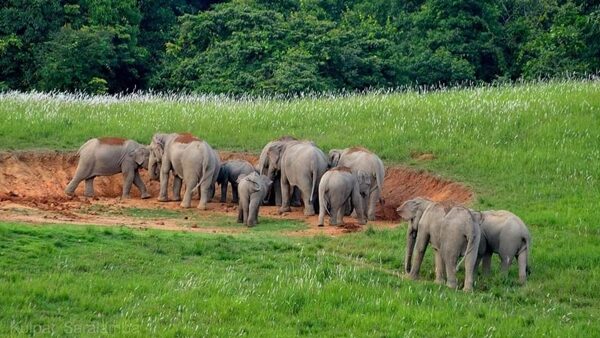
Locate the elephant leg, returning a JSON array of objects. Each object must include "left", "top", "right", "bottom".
[
  {"left": 65, "top": 171, "right": 87, "bottom": 196},
  {"left": 198, "top": 180, "right": 212, "bottom": 210},
  {"left": 231, "top": 183, "right": 239, "bottom": 204},
  {"left": 220, "top": 181, "right": 228, "bottom": 203},
  {"left": 317, "top": 198, "right": 326, "bottom": 227},
  {"left": 409, "top": 234, "right": 429, "bottom": 280},
  {"left": 181, "top": 177, "right": 198, "bottom": 208},
  {"left": 500, "top": 255, "right": 513, "bottom": 277},
  {"left": 158, "top": 163, "right": 171, "bottom": 202},
  {"left": 172, "top": 176, "right": 182, "bottom": 201},
  {"left": 133, "top": 171, "right": 150, "bottom": 199},
  {"left": 444, "top": 253, "right": 458, "bottom": 289},
  {"left": 336, "top": 207, "right": 344, "bottom": 226},
  {"left": 434, "top": 251, "right": 445, "bottom": 285},
  {"left": 463, "top": 252, "right": 478, "bottom": 292},
  {"left": 279, "top": 173, "right": 292, "bottom": 213},
  {"left": 242, "top": 199, "right": 250, "bottom": 226},
  {"left": 367, "top": 188, "right": 380, "bottom": 221},
  {"left": 481, "top": 253, "right": 492, "bottom": 276},
  {"left": 273, "top": 176, "right": 282, "bottom": 206},
  {"left": 121, "top": 170, "right": 135, "bottom": 199},
  {"left": 517, "top": 250, "right": 528, "bottom": 285},
  {"left": 84, "top": 177, "right": 95, "bottom": 197},
  {"left": 297, "top": 178, "right": 315, "bottom": 216},
  {"left": 247, "top": 195, "right": 261, "bottom": 227},
  {"left": 237, "top": 201, "right": 244, "bottom": 223}
]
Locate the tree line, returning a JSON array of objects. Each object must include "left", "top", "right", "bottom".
[{"left": 1, "top": 0, "right": 598, "bottom": 94}]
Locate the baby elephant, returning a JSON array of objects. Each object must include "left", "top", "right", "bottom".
[
  {"left": 237, "top": 172, "right": 273, "bottom": 227},
  {"left": 317, "top": 167, "right": 371, "bottom": 227},
  {"left": 65, "top": 137, "right": 150, "bottom": 199},
  {"left": 217, "top": 160, "right": 256, "bottom": 203},
  {"left": 477, "top": 210, "right": 531, "bottom": 284}
]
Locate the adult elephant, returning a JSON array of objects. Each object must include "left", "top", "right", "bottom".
[
  {"left": 329, "top": 147, "right": 385, "bottom": 221},
  {"left": 397, "top": 198, "right": 482, "bottom": 291},
  {"left": 148, "top": 133, "right": 220, "bottom": 209},
  {"left": 257, "top": 136, "right": 301, "bottom": 206},
  {"left": 441, "top": 206, "right": 482, "bottom": 291},
  {"left": 265, "top": 140, "right": 328, "bottom": 216},
  {"left": 477, "top": 210, "right": 531, "bottom": 284},
  {"left": 65, "top": 137, "right": 150, "bottom": 199}
]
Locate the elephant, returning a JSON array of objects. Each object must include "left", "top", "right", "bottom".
[
  {"left": 317, "top": 167, "right": 371, "bottom": 227},
  {"left": 217, "top": 160, "right": 256, "bottom": 203},
  {"left": 265, "top": 140, "right": 328, "bottom": 216},
  {"left": 440, "top": 206, "right": 482, "bottom": 291},
  {"left": 257, "top": 136, "right": 301, "bottom": 206},
  {"left": 236, "top": 172, "right": 273, "bottom": 227},
  {"left": 397, "top": 198, "right": 447, "bottom": 281},
  {"left": 148, "top": 133, "right": 220, "bottom": 209},
  {"left": 329, "top": 147, "right": 385, "bottom": 221},
  {"left": 397, "top": 198, "right": 482, "bottom": 291},
  {"left": 65, "top": 137, "right": 150, "bottom": 199},
  {"left": 476, "top": 210, "right": 531, "bottom": 284}
]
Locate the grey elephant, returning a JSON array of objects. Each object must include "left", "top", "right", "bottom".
[
  {"left": 257, "top": 136, "right": 301, "bottom": 206},
  {"left": 397, "top": 198, "right": 482, "bottom": 291},
  {"left": 217, "top": 160, "right": 256, "bottom": 203},
  {"left": 265, "top": 140, "right": 328, "bottom": 216},
  {"left": 477, "top": 210, "right": 531, "bottom": 284},
  {"left": 237, "top": 172, "right": 273, "bottom": 227},
  {"left": 317, "top": 167, "right": 371, "bottom": 226},
  {"left": 65, "top": 137, "right": 150, "bottom": 199},
  {"left": 440, "top": 206, "right": 482, "bottom": 291},
  {"left": 148, "top": 133, "right": 220, "bottom": 209},
  {"left": 329, "top": 147, "right": 385, "bottom": 221}
]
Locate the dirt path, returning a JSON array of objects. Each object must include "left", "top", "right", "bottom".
[{"left": 0, "top": 150, "right": 473, "bottom": 236}]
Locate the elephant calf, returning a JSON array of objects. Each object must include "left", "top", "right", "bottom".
[
  {"left": 477, "top": 210, "right": 531, "bottom": 284},
  {"left": 217, "top": 160, "right": 256, "bottom": 203},
  {"left": 65, "top": 137, "right": 150, "bottom": 199},
  {"left": 237, "top": 172, "right": 272, "bottom": 227},
  {"left": 317, "top": 167, "right": 371, "bottom": 227}
]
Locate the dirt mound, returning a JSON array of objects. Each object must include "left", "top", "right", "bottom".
[{"left": 0, "top": 150, "right": 472, "bottom": 226}]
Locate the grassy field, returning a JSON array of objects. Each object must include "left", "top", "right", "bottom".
[{"left": 1, "top": 80, "right": 600, "bottom": 336}]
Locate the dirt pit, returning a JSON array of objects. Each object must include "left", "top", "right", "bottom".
[{"left": 0, "top": 150, "right": 472, "bottom": 236}]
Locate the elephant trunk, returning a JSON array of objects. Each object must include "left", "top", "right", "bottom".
[
  {"left": 405, "top": 225, "right": 416, "bottom": 274},
  {"left": 149, "top": 159, "right": 160, "bottom": 181}
]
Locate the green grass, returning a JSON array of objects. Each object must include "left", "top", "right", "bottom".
[
  {"left": 1, "top": 80, "right": 600, "bottom": 335},
  {"left": 1, "top": 222, "right": 598, "bottom": 336}
]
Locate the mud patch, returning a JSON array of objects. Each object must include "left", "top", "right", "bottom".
[{"left": 0, "top": 150, "right": 473, "bottom": 234}]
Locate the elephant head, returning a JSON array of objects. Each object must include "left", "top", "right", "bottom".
[
  {"left": 397, "top": 198, "right": 431, "bottom": 273},
  {"left": 134, "top": 147, "right": 150, "bottom": 170},
  {"left": 328, "top": 149, "right": 342, "bottom": 168},
  {"left": 148, "top": 134, "right": 167, "bottom": 181},
  {"left": 238, "top": 172, "right": 273, "bottom": 193},
  {"left": 265, "top": 141, "right": 286, "bottom": 180}
]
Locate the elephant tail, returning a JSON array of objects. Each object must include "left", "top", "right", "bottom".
[
  {"left": 309, "top": 160, "right": 319, "bottom": 204},
  {"left": 456, "top": 226, "right": 481, "bottom": 272}
]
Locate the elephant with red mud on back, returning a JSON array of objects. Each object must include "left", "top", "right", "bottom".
[
  {"left": 263, "top": 140, "right": 328, "bottom": 216},
  {"left": 329, "top": 147, "right": 385, "bottom": 221},
  {"left": 64, "top": 137, "right": 150, "bottom": 199},
  {"left": 148, "top": 133, "right": 220, "bottom": 210}
]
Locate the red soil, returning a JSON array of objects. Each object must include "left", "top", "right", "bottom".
[{"left": 0, "top": 150, "right": 473, "bottom": 235}]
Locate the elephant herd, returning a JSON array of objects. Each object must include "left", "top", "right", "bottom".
[{"left": 65, "top": 133, "right": 531, "bottom": 291}]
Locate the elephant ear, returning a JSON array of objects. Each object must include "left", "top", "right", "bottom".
[
  {"left": 329, "top": 150, "right": 341, "bottom": 168},
  {"left": 267, "top": 142, "right": 284, "bottom": 168},
  {"left": 134, "top": 147, "right": 150, "bottom": 166},
  {"left": 397, "top": 199, "right": 418, "bottom": 221},
  {"left": 150, "top": 135, "right": 165, "bottom": 159}
]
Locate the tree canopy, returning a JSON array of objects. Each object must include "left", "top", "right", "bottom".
[{"left": 1, "top": 0, "right": 598, "bottom": 94}]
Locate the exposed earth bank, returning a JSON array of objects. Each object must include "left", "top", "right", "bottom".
[{"left": 0, "top": 151, "right": 473, "bottom": 236}]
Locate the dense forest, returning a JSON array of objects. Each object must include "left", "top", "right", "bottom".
[{"left": 1, "top": 0, "right": 598, "bottom": 94}]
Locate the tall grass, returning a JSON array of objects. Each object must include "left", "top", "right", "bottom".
[{"left": 1, "top": 80, "right": 599, "bottom": 229}]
